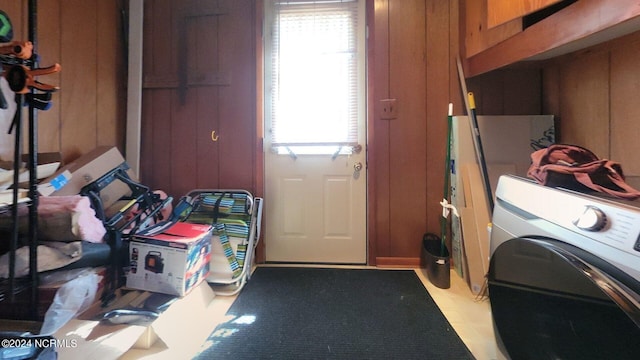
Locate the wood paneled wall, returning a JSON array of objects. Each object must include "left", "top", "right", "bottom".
[
  {"left": 140, "top": 0, "right": 258, "bottom": 200},
  {"left": 368, "top": 0, "right": 464, "bottom": 266},
  {"left": 370, "top": 0, "right": 427, "bottom": 264},
  {"left": 368, "top": 0, "right": 543, "bottom": 265},
  {"left": 541, "top": 29, "right": 640, "bottom": 188},
  {"left": 0, "top": 0, "right": 550, "bottom": 266},
  {"left": 467, "top": 68, "right": 542, "bottom": 115},
  {"left": 0, "top": 0, "right": 126, "bottom": 163}
]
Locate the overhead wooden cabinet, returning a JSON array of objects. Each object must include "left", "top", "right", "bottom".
[
  {"left": 463, "top": 0, "right": 640, "bottom": 77},
  {"left": 486, "top": 0, "right": 563, "bottom": 29},
  {"left": 140, "top": 0, "right": 257, "bottom": 199}
]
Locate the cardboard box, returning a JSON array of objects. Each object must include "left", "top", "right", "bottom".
[
  {"left": 450, "top": 115, "right": 555, "bottom": 293},
  {"left": 54, "top": 281, "right": 221, "bottom": 359},
  {"left": 0, "top": 152, "right": 63, "bottom": 192},
  {"left": 0, "top": 152, "right": 63, "bottom": 171},
  {"left": 127, "top": 222, "right": 213, "bottom": 296},
  {"left": 37, "top": 170, "right": 71, "bottom": 196},
  {"left": 43, "top": 146, "right": 135, "bottom": 210}
]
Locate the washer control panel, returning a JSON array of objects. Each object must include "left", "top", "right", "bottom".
[
  {"left": 496, "top": 176, "right": 640, "bottom": 257},
  {"left": 573, "top": 205, "right": 608, "bottom": 232}
]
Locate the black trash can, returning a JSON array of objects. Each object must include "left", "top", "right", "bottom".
[{"left": 420, "top": 233, "right": 451, "bottom": 289}]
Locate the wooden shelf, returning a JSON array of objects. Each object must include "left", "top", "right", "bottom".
[{"left": 464, "top": 0, "right": 640, "bottom": 77}]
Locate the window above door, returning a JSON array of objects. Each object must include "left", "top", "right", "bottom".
[{"left": 265, "top": 0, "right": 365, "bottom": 156}]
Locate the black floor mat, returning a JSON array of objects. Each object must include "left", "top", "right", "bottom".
[{"left": 194, "top": 267, "right": 475, "bottom": 360}]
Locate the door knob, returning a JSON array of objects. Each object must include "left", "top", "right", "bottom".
[
  {"left": 211, "top": 130, "right": 219, "bottom": 142},
  {"left": 353, "top": 162, "right": 363, "bottom": 172}
]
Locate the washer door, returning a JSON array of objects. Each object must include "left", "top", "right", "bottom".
[{"left": 488, "top": 237, "right": 640, "bottom": 360}]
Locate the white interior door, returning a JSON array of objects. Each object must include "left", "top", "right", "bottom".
[
  {"left": 265, "top": 146, "right": 366, "bottom": 263},
  {"left": 264, "top": 0, "right": 367, "bottom": 264}
]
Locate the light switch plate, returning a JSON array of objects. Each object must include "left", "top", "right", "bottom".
[{"left": 380, "top": 99, "right": 397, "bottom": 120}]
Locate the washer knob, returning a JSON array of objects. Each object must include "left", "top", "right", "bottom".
[{"left": 573, "top": 205, "right": 607, "bottom": 231}]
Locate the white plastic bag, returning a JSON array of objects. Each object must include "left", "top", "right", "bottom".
[{"left": 39, "top": 271, "right": 101, "bottom": 336}]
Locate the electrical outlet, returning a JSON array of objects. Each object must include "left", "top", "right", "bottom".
[{"left": 380, "top": 98, "right": 397, "bottom": 120}]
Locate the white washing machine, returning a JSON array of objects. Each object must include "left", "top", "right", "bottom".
[{"left": 489, "top": 175, "right": 640, "bottom": 360}]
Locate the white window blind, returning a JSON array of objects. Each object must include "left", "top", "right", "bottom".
[{"left": 268, "top": 0, "right": 361, "bottom": 150}]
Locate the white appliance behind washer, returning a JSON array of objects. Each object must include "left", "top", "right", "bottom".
[{"left": 488, "top": 175, "right": 640, "bottom": 360}]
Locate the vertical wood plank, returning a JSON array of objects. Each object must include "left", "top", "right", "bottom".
[
  {"left": 449, "top": 0, "right": 464, "bottom": 116},
  {"left": 193, "top": 6, "right": 221, "bottom": 190},
  {"left": 170, "top": 88, "right": 198, "bottom": 197},
  {"left": 141, "top": 0, "right": 177, "bottom": 190},
  {"left": 35, "top": 0, "right": 62, "bottom": 154},
  {"left": 195, "top": 86, "right": 220, "bottom": 189},
  {"left": 60, "top": 0, "right": 98, "bottom": 161},
  {"left": 149, "top": 90, "right": 173, "bottom": 191},
  {"left": 558, "top": 52, "right": 609, "bottom": 157},
  {"left": 611, "top": 41, "right": 640, "bottom": 175},
  {"left": 140, "top": 1, "right": 156, "bottom": 184},
  {"left": 218, "top": 0, "right": 255, "bottom": 191},
  {"left": 541, "top": 64, "right": 561, "bottom": 118},
  {"left": 165, "top": 15, "right": 199, "bottom": 197},
  {"left": 142, "top": 0, "right": 154, "bottom": 79},
  {"left": 502, "top": 69, "right": 541, "bottom": 114},
  {"left": 425, "top": 0, "right": 450, "bottom": 238},
  {"left": 140, "top": 91, "right": 154, "bottom": 183},
  {"left": 371, "top": 0, "right": 391, "bottom": 261},
  {"left": 97, "top": 0, "right": 125, "bottom": 151},
  {"left": 145, "top": 0, "right": 176, "bottom": 82},
  {"left": 388, "top": 0, "right": 426, "bottom": 256}
]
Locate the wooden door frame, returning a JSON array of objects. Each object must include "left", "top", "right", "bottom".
[
  {"left": 365, "top": 0, "right": 379, "bottom": 266},
  {"left": 254, "top": 0, "right": 377, "bottom": 265},
  {"left": 255, "top": 0, "right": 266, "bottom": 263},
  {"left": 126, "top": 0, "right": 144, "bottom": 176}
]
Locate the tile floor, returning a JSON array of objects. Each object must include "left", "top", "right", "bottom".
[
  {"left": 415, "top": 268, "right": 502, "bottom": 360},
  {"left": 124, "top": 265, "right": 502, "bottom": 359}
]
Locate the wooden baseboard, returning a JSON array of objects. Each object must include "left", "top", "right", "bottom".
[{"left": 375, "top": 257, "right": 421, "bottom": 268}]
